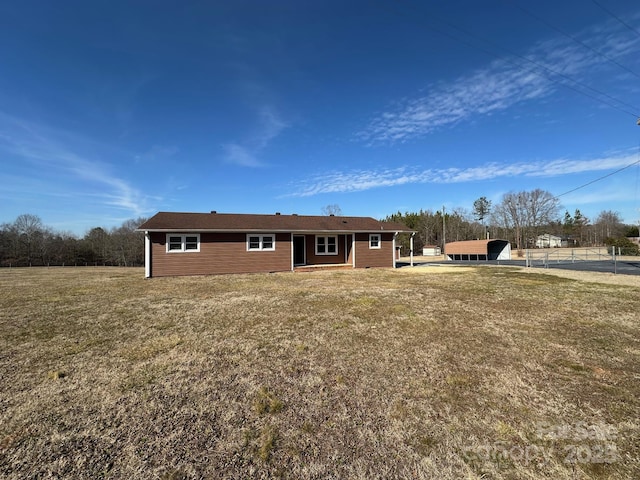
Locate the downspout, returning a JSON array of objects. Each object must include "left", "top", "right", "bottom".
[{"left": 144, "top": 231, "right": 151, "bottom": 278}]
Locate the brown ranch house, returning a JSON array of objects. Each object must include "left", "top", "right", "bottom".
[{"left": 137, "top": 211, "right": 413, "bottom": 277}]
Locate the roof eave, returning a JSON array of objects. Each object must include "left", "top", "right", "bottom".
[{"left": 137, "top": 228, "right": 413, "bottom": 234}]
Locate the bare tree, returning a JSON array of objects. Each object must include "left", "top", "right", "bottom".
[
  {"left": 0, "top": 214, "right": 148, "bottom": 267},
  {"left": 527, "top": 189, "right": 559, "bottom": 231},
  {"left": 594, "top": 210, "right": 623, "bottom": 243},
  {"left": 84, "top": 227, "right": 110, "bottom": 264},
  {"left": 493, "top": 192, "right": 527, "bottom": 251},
  {"left": 321, "top": 204, "right": 342, "bottom": 216},
  {"left": 447, "top": 208, "right": 474, "bottom": 242},
  {"left": 14, "top": 214, "right": 45, "bottom": 265},
  {"left": 493, "top": 190, "right": 560, "bottom": 250},
  {"left": 110, "top": 217, "right": 147, "bottom": 266}
]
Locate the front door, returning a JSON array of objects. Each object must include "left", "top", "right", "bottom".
[{"left": 293, "top": 235, "right": 305, "bottom": 265}]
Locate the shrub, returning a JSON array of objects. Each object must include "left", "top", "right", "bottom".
[{"left": 604, "top": 236, "right": 640, "bottom": 256}]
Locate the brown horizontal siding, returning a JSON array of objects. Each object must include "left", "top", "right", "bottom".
[
  {"left": 150, "top": 232, "right": 291, "bottom": 277},
  {"left": 354, "top": 232, "right": 394, "bottom": 268}
]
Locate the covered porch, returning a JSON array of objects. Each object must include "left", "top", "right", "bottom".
[
  {"left": 292, "top": 233, "right": 354, "bottom": 268},
  {"left": 291, "top": 231, "right": 405, "bottom": 270}
]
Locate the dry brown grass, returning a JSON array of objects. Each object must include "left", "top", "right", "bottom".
[{"left": 1, "top": 266, "right": 638, "bottom": 479}]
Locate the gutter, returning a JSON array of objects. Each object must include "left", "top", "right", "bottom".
[{"left": 136, "top": 228, "right": 414, "bottom": 234}]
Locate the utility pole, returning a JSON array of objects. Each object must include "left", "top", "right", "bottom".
[{"left": 442, "top": 205, "right": 446, "bottom": 258}]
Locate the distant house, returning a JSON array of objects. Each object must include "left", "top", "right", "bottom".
[
  {"left": 444, "top": 239, "right": 511, "bottom": 261},
  {"left": 137, "top": 212, "right": 412, "bottom": 277},
  {"left": 536, "top": 234, "right": 562, "bottom": 248},
  {"left": 536, "top": 234, "right": 577, "bottom": 248},
  {"left": 422, "top": 245, "right": 441, "bottom": 256}
]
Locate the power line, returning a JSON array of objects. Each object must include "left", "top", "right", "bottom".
[
  {"left": 397, "top": 0, "right": 640, "bottom": 118},
  {"left": 555, "top": 158, "right": 640, "bottom": 198},
  {"left": 557, "top": 123, "right": 640, "bottom": 202},
  {"left": 507, "top": 0, "right": 640, "bottom": 81},
  {"left": 590, "top": 0, "right": 640, "bottom": 39}
]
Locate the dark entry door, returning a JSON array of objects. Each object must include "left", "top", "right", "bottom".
[{"left": 293, "top": 235, "right": 305, "bottom": 265}]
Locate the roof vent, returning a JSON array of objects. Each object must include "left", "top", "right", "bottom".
[
  {"left": 329, "top": 214, "right": 335, "bottom": 216},
  {"left": 292, "top": 213, "right": 298, "bottom": 216},
  {"left": 275, "top": 212, "right": 281, "bottom": 215},
  {"left": 211, "top": 210, "right": 217, "bottom": 214}
]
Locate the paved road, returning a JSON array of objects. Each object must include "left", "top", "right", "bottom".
[
  {"left": 402, "top": 259, "right": 640, "bottom": 276},
  {"left": 532, "top": 259, "right": 640, "bottom": 276}
]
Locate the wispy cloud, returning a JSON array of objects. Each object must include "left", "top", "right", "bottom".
[
  {"left": 134, "top": 144, "right": 179, "bottom": 163},
  {"left": 0, "top": 111, "right": 152, "bottom": 217},
  {"left": 358, "top": 18, "right": 640, "bottom": 144},
  {"left": 221, "top": 143, "right": 262, "bottom": 167},
  {"left": 287, "top": 151, "right": 638, "bottom": 197},
  {"left": 222, "top": 106, "right": 288, "bottom": 167}
]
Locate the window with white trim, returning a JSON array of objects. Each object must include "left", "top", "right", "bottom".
[
  {"left": 166, "top": 234, "right": 200, "bottom": 253},
  {"left": 315, "top": 235, "right": 337, "bottom": 255},
  {"left": 247, "top": 234, "right": 276, "bottom": 251},
  {"left": 369, "top": 234, "right": 381, "bottom": 249}
]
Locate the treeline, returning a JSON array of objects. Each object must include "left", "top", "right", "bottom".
[
  {"left": 3, "top": 193, "right": 639, "bottom": 267},
  {"left": 386, "top": 189, "right": 639, "bottom": 255},
  {"left": 0, "top": 214, "right": 147, "bottom": 267}
]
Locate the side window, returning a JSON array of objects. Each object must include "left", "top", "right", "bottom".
[
  {"left": 262, "top": 236, "right": 274, "bottom": 250},
  {"left": 248, "top": 236, "right": 261, "bottom": 250},
  {"left": 316, "top": 236, "right": 338, "bottom": 255},
  {"left": 166, "top": 234, "right": 200, "bottom": 253},
  {"left": 168, "top": 236, "right": 183, "bottom": 251},
  {"left": 369, "top": 234, "right": 381, "bottom": 249},
  {"left": 247, "top": 234, "right": 276, "bottom": 251},
  {"left": 185, "top": 236, "right": 199, "bottom": 250}
]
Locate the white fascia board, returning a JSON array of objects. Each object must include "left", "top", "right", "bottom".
[{"left": 139, "top": 228, "right": 412, "bottom": 234}]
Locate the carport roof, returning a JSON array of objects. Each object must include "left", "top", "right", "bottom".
[
  {"left": 445, "top": 239, "right": 509, "bottom": 255},
  {"left": 138, "top": 211, "right": 413, "bottom": 233}
]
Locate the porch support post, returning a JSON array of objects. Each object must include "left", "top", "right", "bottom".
[
  {"left": 144, "top": 231, "right": 151, "bottom": 278},
  {"left": 410, "top": 232, "right": 415, "bottom": 267},
  {"left": 352, "top": 234, "right": 356, "bottom": 268},
  {"left": 393, "top": 232, "right": 398, "bottom": 268}
]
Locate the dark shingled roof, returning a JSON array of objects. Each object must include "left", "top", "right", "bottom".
[{"left": 138, "top": 212, "right": 412, "bottom": 233}]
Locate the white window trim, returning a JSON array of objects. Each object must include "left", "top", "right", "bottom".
[
  {"left": 166, "top": 233, "right": 200, "bottom": 253},
  {"left": 246, "top": 234, "right": 276, "bottom": 251},
  {"left": 315, "top": 235, "right": 338, "bottom": 256},
  {"left": 369, "top": 233, "right": 381, "bottom": 249}
]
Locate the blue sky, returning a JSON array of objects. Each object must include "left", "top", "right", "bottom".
[{"left": 1, "top": 0, "right": 640, "bottom": 235}]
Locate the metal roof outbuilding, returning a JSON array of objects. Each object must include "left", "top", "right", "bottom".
[{"left": 445, "top": 239, "right": 511, "bottom": 261}]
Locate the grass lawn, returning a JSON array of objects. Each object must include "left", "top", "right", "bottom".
[{"left": 0, "top": 266, "right": 638, "bottom": 479}]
